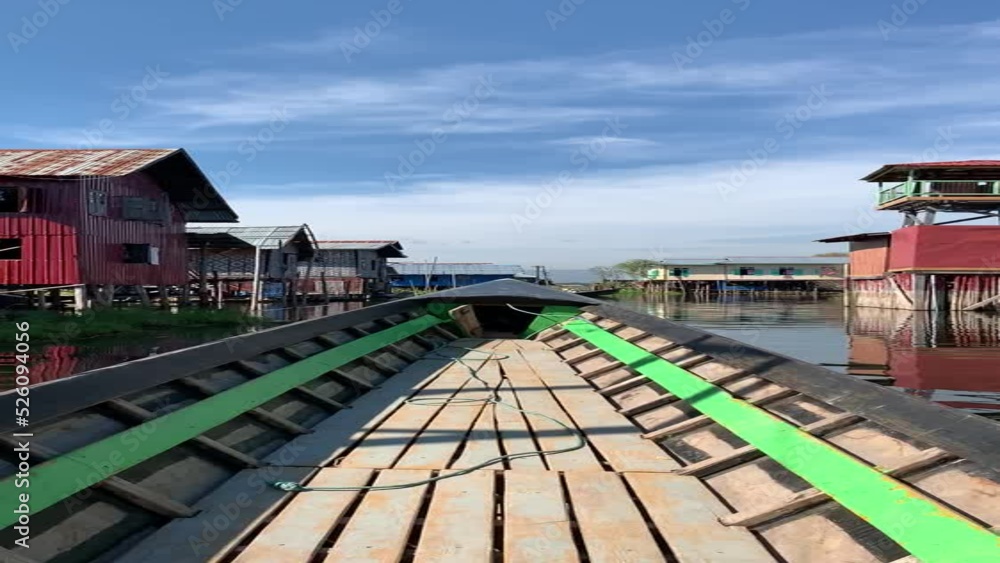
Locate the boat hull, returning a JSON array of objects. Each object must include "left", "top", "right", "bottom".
[{"left": 2, "top": 279, "right": 999, "bottom": 562}]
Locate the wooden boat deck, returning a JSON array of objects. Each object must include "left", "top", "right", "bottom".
[
  {"left": 168, "top": 338, "right": 769, "bottom": 563},
  {"left": 6, "top": 287, "right": 1000, "bottom": 562}
]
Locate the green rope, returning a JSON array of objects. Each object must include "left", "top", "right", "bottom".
[{"left": 270, "top": 314, "right": 592, "bottom": 493}]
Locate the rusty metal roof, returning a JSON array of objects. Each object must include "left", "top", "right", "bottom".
[
  {"left": 0, "top": 148, "right": 239, "bottom": 222},
  {"left": 315, "top": 240, "right": 400, "bottom": 250},
  {"left": 0, "top": 149, "right": 179, "bottom": 176},
  {"left": 314, "top": 240, "right": 406, "bottom": 258},
  {"left": 187, "top": 225, "right": 316, "bottom": 250},
  {"left": 861, "top": 161, "right": 1000, "bottom": 183}
]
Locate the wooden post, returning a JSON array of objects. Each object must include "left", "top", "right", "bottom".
[
  {"left": 136, "top": 285, "right": 152, "bottom": 307},
  {"left": 73, "top": 286, "right": 87, "bottom": 312},
  {"left": 912, "top": 274, "right": 927, "bottom": 311},
  {"left": 198, "top": 244, "right": 209, "bottom": 306},
  {"left": 35, "top": 290, "right": 46, "bottom": 310},
  {"left": 215, "top": 278, "right": 223, "bottom": 308},
  {"left": 47, "top": 288, "right": 60, "bottom": 310},
  {"left": 320, "top": 272, "right": 330, "bottom": 303},
  {"left": 301, "top": 252, "right": 315, "bottom": 305},
  {"left": 179, "top": 283, "right": 191, "bottom": 307},
  {"left": 157, "top": 286, "right": 169, "bottom": 308},
  {"left": 249, "top": 245, "right": 262, "bottom": 313}
]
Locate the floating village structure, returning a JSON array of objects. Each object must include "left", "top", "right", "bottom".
[
  {"left": 0, "top": 149, "right": 238, "bottom": 309},
  {"left": 819, "top": 161, "right": 1000, "bottom": 311},
  {"left": 646, "top": 257, "right": 846, "bottom": 293},
  {"left": 302, "top": 241, "right": 407, "bottom": 299},
  {"left": 388, "top": 262, "right": 526, "bottom": 290},
  {"left": 185, "top": 225, "right": 318, "bottom": 308}
]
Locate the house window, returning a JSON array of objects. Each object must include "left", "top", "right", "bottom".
[
  {"left": 122, "top": 196, "right": 163, "bottom": 222},
  {"left": 371, "top": 260, "right": 376, "bottom": 271},
  {"left": 671, "top": 267, "right": 689, "bottom": 277},
  {"left": 123, "top": 243, "right": 152, "bottom": 264},
  {"left": 779, "top": 267, "right": 795, "bottom": 276},
  {"left": 0, "top": 187, "right": 26, "bottom": 213},
  {"left": 0, "top": 238, "right": 22, "bottom": 260},
  {"left": 739, "top": 267, "right": 755, "bottom": 276},
  {"left": 88, "top": 190, "right": 108, "bottom": 216}
]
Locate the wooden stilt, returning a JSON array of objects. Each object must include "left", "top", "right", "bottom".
[
  {"left": 136, "top": 285, "right": 152, "bottom": 307},
  {"left": 157, "top": 286, "right": 169, "bottom": 308},
  {"left": 198, "top": 244, "right": 209, "bottom": 306},
  {"left": 73, "top": 286, "right": 87, "bottom": 311},
  {"left": 215, "top": 277, "right": 223, "bottom": 308},
  {"left": 179, "top": 283, "right": 191, "bottom": 307},
  {"left": 249, "top": 245, "right": 262, "bottom": 313},
  {"left": 321, "top": 272, "right": 330, "bottom": 303}
]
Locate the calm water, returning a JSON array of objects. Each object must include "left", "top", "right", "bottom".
[{"left": 17, "top": 294, "right": 1000, "bottom": 417}]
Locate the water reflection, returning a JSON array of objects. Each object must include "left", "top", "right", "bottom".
[
  {"left": 610, "top": 294, "right": 1000, "bottom": 418},
  {"left": 1, "top": 301, "right": 366, "bottom": 389}
]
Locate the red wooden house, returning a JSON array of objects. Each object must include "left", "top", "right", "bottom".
[
  {"left": 0, "top": 149, "right": 238, "bottom": 303},
  {"left": 818, "top": 161, "right": 1000, "bottom": 311}
]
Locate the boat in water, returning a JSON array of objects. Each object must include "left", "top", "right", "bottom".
[{"left": 2, "top": 279, "right": 999, "bottom": 562}]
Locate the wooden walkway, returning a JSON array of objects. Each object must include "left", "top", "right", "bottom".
[{"left": 223, "top": 339, "right": 774, "bottom": 562}]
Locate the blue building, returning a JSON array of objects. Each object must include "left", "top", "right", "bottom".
[{"left": 388, "top": 262, "right": 526, "bottom": 289}]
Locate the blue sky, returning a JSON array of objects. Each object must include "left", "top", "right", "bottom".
[{"left": 3, "top": 0, "right": 1000, "bottom": 267}]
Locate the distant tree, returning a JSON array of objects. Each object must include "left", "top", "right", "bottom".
[
  {"left": 812, "top": 252, "right": 849, "bottom": 257},
  {"left": 614, "top": 259, "right": 661, "bottom": 279},
  {"left": 590, "top": 266, "right": 613, "bottom": 281}
]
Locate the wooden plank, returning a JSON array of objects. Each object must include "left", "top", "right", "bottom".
[
  {"left": 563, "top": 472, "right": 666, "bottom": 562},
  {"left": 675, "top": 413, "right": 864, "bottom": 477},
  {"left": 451, "top": 367, "right": 504, "bottom": 470},
  {"left": 493, "top": 377, "right": 546, "bottom": 470},
  {"left": 517, "top": 346, "right": 681, "bottom": 472},
  {"left": 338, "top": 345, "right": 495, "bottom": 469},
  {"left": 104, "top": 398, "right": 262, "bottom": 468},
  {"left": 233, "top": 468, "right": 372, "bottom": 562},
  {"left": 0, "top": 435, "right": 198, "bottom": 520},
  {"left": 721, "top": 448, "right": 956, "bottom": 528},
  {"left": 322, "top": 469, "right": 431, "bottom": 562},
  {"left": 624, "top": 472, "right": 775, "bottom": 562},
  {"left": 412, "top": 470, "right": 495, "bottom": 562},
  {"left": 503, "top": 471, "right": 580, "bottom": 563},
  {"left": 256, "top": 353, "right": 477, "bottom": 469},
  {"left": 561, "top": 332, "right": 655, "bottom": 365},
  {"left": 643, "top": 388, "right": 799, "bottom": 441},
  {"left": 175, "top": 376, "right": 311, "bottom": 435},
  {"left": 116, "top": 467, "right": 314, "bottom": 563},
  {"left": 496, "top": 342, "right": 600, "bottom": 471},
  {"left": 394, "top": 360, "right": 497, "bottom": 469},
  {"left": 448, "top": 304, "right": 484, "bottom": 338}
]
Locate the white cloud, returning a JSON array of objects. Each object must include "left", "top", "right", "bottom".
[{"left": 219, "top": 154, "right": 902, "bottom": 267}]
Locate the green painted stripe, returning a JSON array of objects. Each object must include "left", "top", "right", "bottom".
[
  {"left": 0, "top": 314, "right": 445, "bottom": 529},
  {"left": 562, "top": 320, "right": 1000, "bottom": 562},
  {"left": 520, "top": 305, "right": 581, "bottom": 339}
]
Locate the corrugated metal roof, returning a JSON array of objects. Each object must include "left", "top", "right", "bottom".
[
  {"left": 390, "top": 262, "right": 524, "bottom": 275},
  {"left": 861, "top": 161, "right": 1000, "bottom": 182},
  {"left": 815, "top": 232, "right": 890, "bottom": 243},
  {"left": 187, "top": 225, "right": 309, "bottom": 248},
  {"left": 0, "top": 149, "right": 178, "bottom": 176},
  {"left": 661, "top": 256, "right": 848, "bottom": 265},
  {"left": 0, "top": 148, "right": 239, "bottom": 223},
  {"left": 315, "top": 240, "right": 399, "bottom": 250}
]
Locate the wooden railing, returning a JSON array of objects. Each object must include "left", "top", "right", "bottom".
[{"left": 878, "top": 180, "right": 1000, "bottom": 205}]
